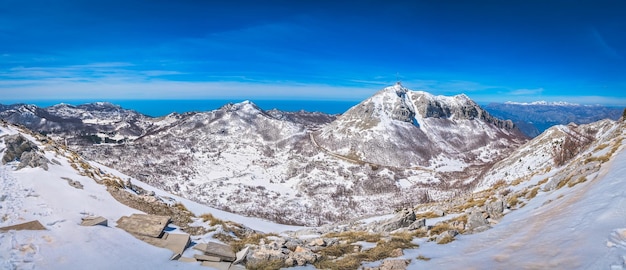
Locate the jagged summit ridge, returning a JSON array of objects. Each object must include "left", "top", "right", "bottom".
[{"left": 314, "top": 85, "right": 526, "bottom": 168}]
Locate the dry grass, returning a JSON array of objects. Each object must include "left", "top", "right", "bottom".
[
  {"left": 511, "top": 178, "right": 525, "bottom": 186},
  {"left": 567, "top": 176, "right": 588, "bottom": 188},
  {"left": 414, "top": 211, "right": 442, "bottom": 219},
  {"left": 453, "top": 197, "right": 486, "bottom": 212},
  {"left": 556, "top": 175, "right": 573, "bottom": 190},
  {"left": 538, "top": 178, "right": 549, "bottom": 185},
  {"left": 429, "top": 223, "right": 456, "bottom": 236},
  {"left": 594, "top": 143, "right": 609, "bottom": 152},
  {"left": 200, "top": 213, "right": 225, "bottom": 226},
  {"left": 507, "top": 194, "right": 520, "bottom": 208},
  {"left": 246, "top": 259, "right": 285, "bottom": 270},
  {"left": 318, "top": 243, "right": 355, "bottom": 257},
  {"left": 526, "top": 187, "right": 540, "bottom": 199},
  {"left": 437, "top": 235, "right": 455, "bottom": 245},
  {"left": 324, "top": 231, "right": 381, "bottom": 243},
  {"left": 416, "top": 255, "right": 431, "bottom": 261},
  {"left": 314, "top": 231, "right": 417, "bottom": 270}
]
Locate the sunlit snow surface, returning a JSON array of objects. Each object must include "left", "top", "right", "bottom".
[{"left": 0, "top": 124, "right": 302, "bottom": 270}]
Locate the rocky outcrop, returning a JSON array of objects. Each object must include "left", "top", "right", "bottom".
[
  {"left": 371, "top": 209, "right": 417, "bottom": 232},
  {"left": 2, "top": 134, "right": 49, "bottom": 170},
  {"left": 245, "top": 237, "right": 320, "bottom": 267}
]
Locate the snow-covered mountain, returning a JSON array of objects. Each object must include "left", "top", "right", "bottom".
[
  {"left": 0, "top": 102, "right": 151, "bottom": 144},
  {"left": 2, "top": 112, "right": 625, "bottom": 269},
  {"left": 0, "top": 86, "right": 529, "bottom": 226},
  {"left": 483, "top": 102, "right": 623, "bottom": 137},
  {"left": 314, "top": 83, "right": 527, "bottom": 168}
]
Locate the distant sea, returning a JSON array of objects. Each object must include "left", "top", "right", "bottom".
[{"left": 12, "top": 99, "right": 360, "bottom": 117}]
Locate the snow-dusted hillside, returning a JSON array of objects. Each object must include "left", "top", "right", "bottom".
[
  {"left": 2, "top": 112, "right": 625, "bottom": 270},
  {"left": 0, "top": 121, "right": 300, "bottom": 270}
]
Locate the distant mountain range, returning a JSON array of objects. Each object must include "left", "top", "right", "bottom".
[{"left": 483, "top": 102, "right": 623, "bottom": 137}]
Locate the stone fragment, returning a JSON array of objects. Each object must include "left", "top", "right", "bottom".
[
  {"left": 195, "top": 242, "right": 236, "bottom": 262},
  {"left": 194, "top": 254, "right": 221, "bottom": 262},
  {"left": 80, "top": 216, "right": 108, "bottom": 227},
  {"left": 116, "top": 214, "right": 170, "bottom": 238},
  {"left": 376, "top": 209, "right": 416, "bottom": 232},
  {"left": 0, "top": 220, "right": 46, "bottom": 231},
  {"left": 408, "top": 218, "right": 426, "bottom": 230},
  {"left": 364, "top": 259, "right": 411, "bottom": 270},
  {"left": 200, "top": 261, "right": 231, "bottom": 270}
]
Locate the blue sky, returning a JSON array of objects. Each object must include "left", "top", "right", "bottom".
[{"left": 1, "top": 0, "right": 625, "bottom": 105}]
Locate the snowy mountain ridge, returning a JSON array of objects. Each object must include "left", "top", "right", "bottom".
[{"left": 2, "top": 112, "right": 626, "bottom": 269}]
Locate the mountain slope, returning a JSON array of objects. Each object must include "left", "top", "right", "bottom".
[
  {"left": 314, "top": 83, "right": 527, "bottom": 168},
  {"left": 409, "top": 124, "right": 626, "bottom": 269}
]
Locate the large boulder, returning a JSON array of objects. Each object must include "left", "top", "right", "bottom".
[
  {"left": 485, "top": 199, "right": 504, "bottom": 219},
  {"left": 375, "top": 209, "right": 417, "bottom": 232},
  {"left": 2, "top": 134, "right": 49, "bottom": 170},
  {"left": 465, "top": 209, "right": 490, "bottom": 233}
]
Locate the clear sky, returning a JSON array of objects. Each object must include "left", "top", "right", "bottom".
[{"left": 1, "top": 0, "right": 625, "bottom": 105}]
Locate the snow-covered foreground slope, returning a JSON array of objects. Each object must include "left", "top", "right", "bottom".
[
  {"left": 408, "top": 135, "right": 626, "bottom": 269},
  {"left": 0, "top": 123, "right": 302, "bottom": 270}
]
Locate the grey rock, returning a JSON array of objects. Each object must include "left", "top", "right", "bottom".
[
  {"left": 17, "top": 151, "right": 49, "bottom": 170},
  {"left": 466, "top": 209, "right": 490, "bottom": 232},
  {"left": 408, "top": 218, "right": 426, "bottom": 230},
  {"left": 246, "top": 245, "right": 290, "bottom": 267},
  {"left": 195, "top": 242, "right": 237, "bottom": 262},
  {"left": 485, "top": 199, "right": 504, "bottom": 219},
  {"left": 80, "top": 216, "right": 108, "bottom": 226},
  {"left": 364, "top": 259, "right": 411, "bottom": 270},
  {"left": 2, "top": 134, "right": 49, "bottom": 170},
  {"left": 375, "top": 209, "right": 416, "bottom": 232}
]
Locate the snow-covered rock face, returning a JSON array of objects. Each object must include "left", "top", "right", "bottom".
[{"left": 314, "top": 84, "right": 527, "bottom": 168}]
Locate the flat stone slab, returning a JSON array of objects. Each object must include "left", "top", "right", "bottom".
[
  {"left": 162, "top": 233, "right": 190, "bottom": 258},
  {"left": 200, "top": 261, "right": 231, "bottom": 270},
  {"left": 177, "top": 257, "right": 197, "bottom": 263},
  {"left": 0, "top": 220, "right": 46, "bottom": 231},
  {"left": 116, "top": 214, "right": 170, "bottom": 238},
  {"left": 80, "top": 216, "right": 108, "bottom": 227},
  {"left": 133, "top": 232, "right": 190, "bottom": 260},
  {"left": 194, "top": 242, "right": 236, "bottom": 262},
  {"left": 194, "top": 254, "right": 221, "bottom": 262},
  {"left": 233, "top": 246, "right": 249, "bottom": 265}
]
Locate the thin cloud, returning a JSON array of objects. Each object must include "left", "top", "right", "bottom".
[{"left": 509, "top": 88, "right": 544, "bottom": 95}]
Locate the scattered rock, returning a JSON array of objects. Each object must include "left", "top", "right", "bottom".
[
  {"left": 389, "top": 248, "right": 404, "bottom": 257},
  {"left": 466, "top": 209, "right": 490, "bottom": 233},
  {"left": 200, "top": 261, "right": 232, "bottom": 270},
  {"left": 485, "top": 199, "right": 504, "bottom": 219},
  {"left": 116, "top": 214, "right": 170, "bottom": 238},
  {"left": 308, "top": 238, "right": 326, "bottom": 247},
  {"left": 62, "top": 177, "right": 84, "bottom": 189},
  {"left": 364, "top": 259, "right": 411, "bottom": 270},
  {"left": 233, "top": 246, "right": 250, "bottom": 265},
  {"left": 194, "top": 242, "right": 237, "bottom": 262},
  {"left": 408, "top": 218, "right": 426, "bottom": 230},
  {"left": 194, "top": 254, "right": 220, "bottom": 262},
  {"left": 375, "top": 209, "right": 416, "bottom": 232},
  {"left": 80, "top": 216, "right": 108, "bottom": 226},
  {"left": 1, "top": 134, "right": 49, "bottom": 170},
  {"left": 0, "top": 220, "right": 46, "bottom": 231},
  {"left": 433, "top": 209, "right": 446, "bottom": 217}
]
